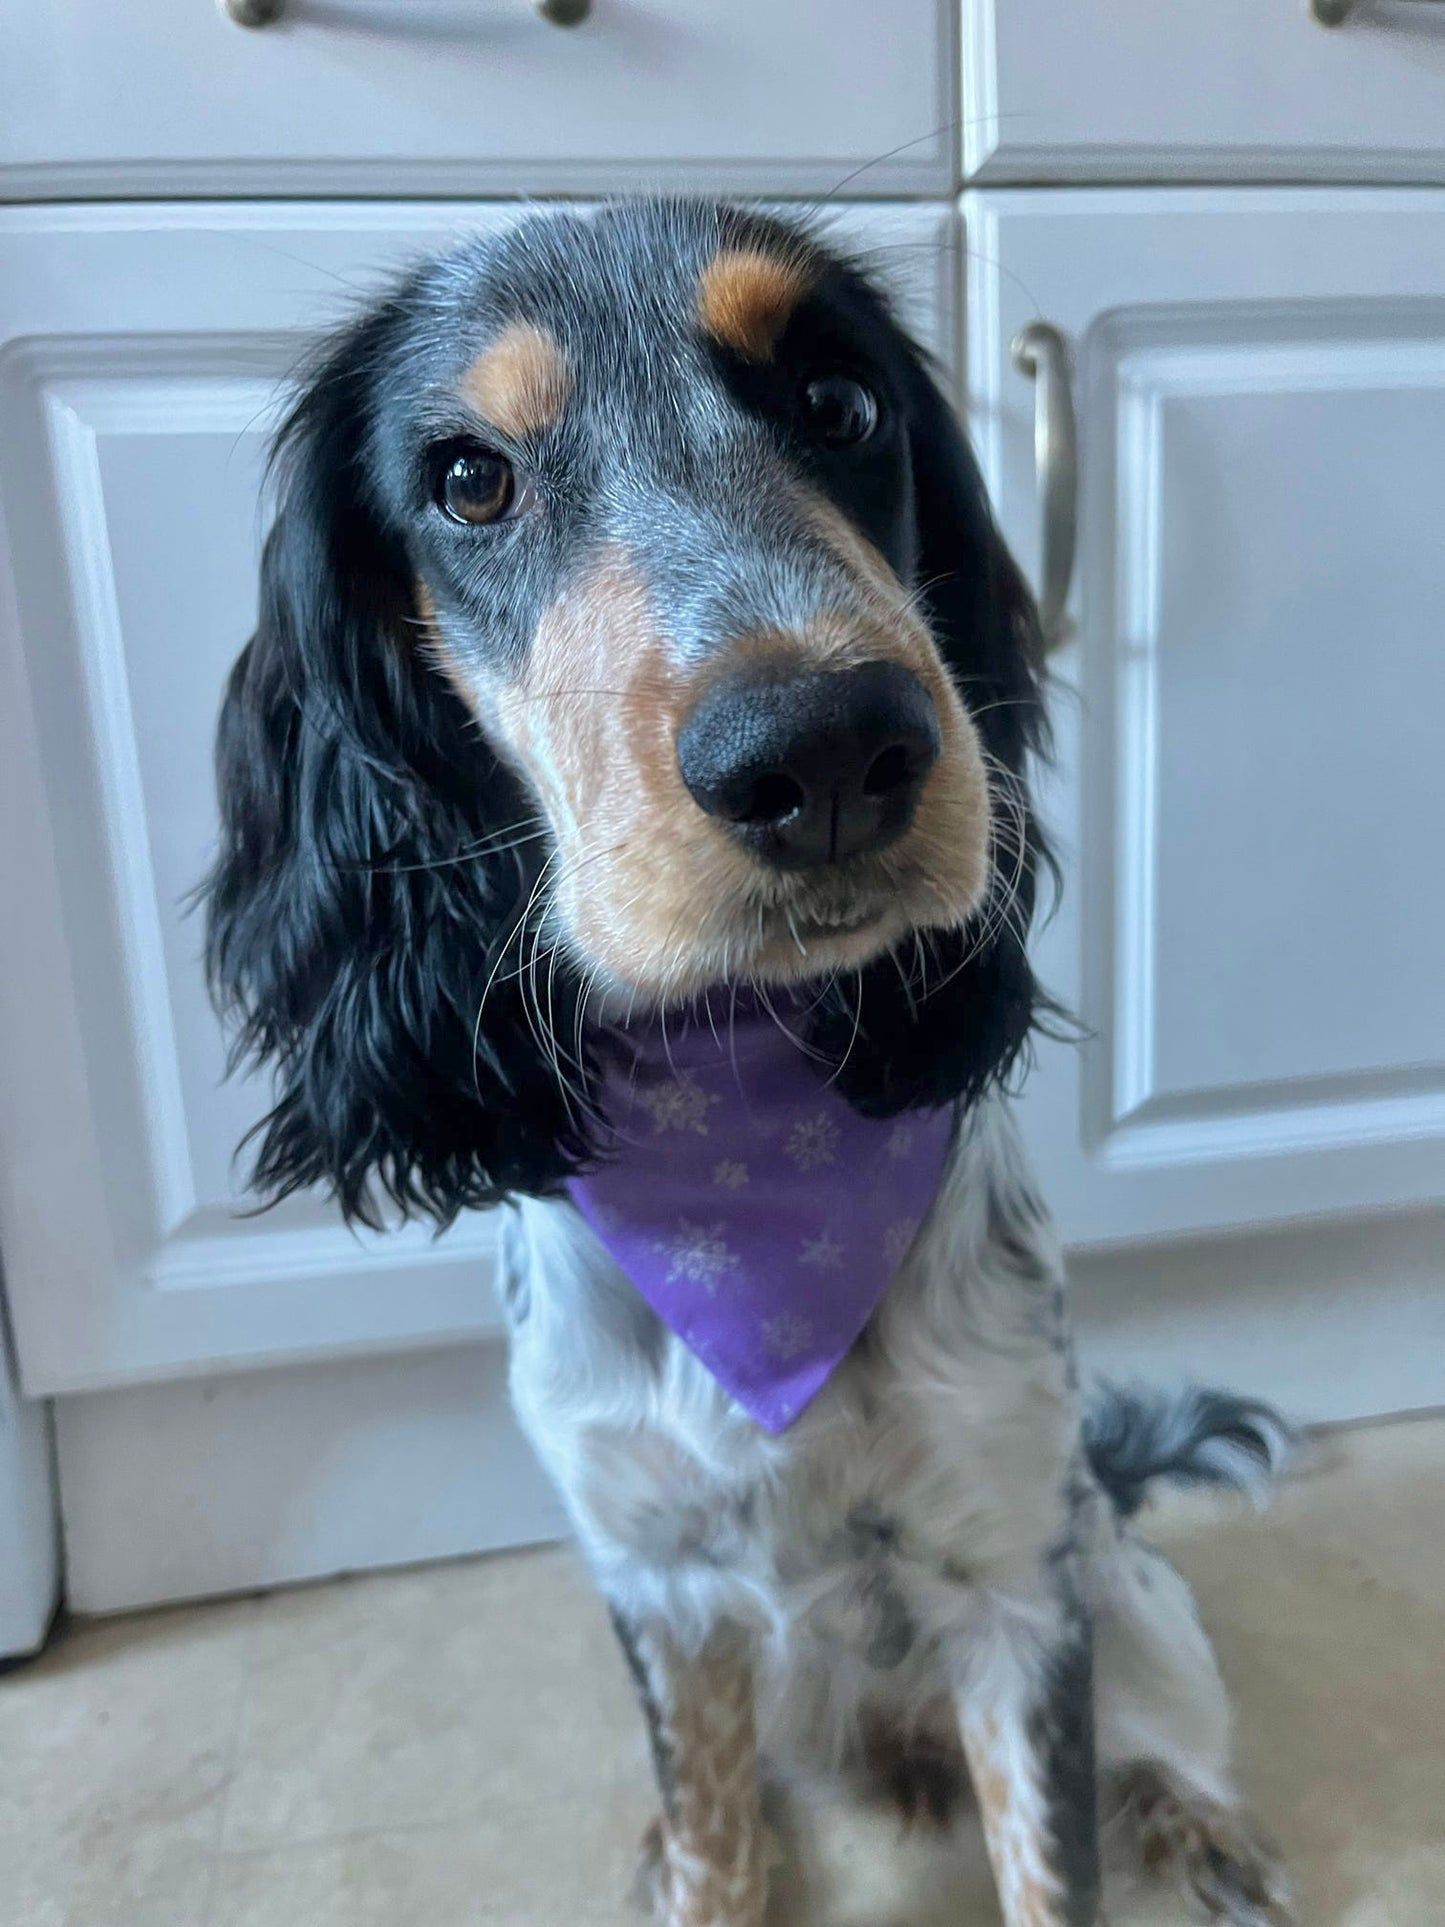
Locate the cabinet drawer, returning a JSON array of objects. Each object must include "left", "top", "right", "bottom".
[
  {"left": 0, "top": 0, "right": 951, "bottom": 200},
  {"left": 0, "top": 199, "right": 954, "bottom": 1395},
  {"left": 966, "top": 0, "right": 1445, "bottom": 183}
]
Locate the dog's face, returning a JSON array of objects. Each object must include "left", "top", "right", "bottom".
[
  {"left": 206, "top": 200, "right": 1050, "bottom": 1222},
  {"left": 371, "top": 205, "right": 990, "bottom": 1000}
]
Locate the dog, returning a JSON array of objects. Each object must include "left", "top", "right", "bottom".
[{"left": 205, "top": 198, "right": 1296, "bottom": 1927}]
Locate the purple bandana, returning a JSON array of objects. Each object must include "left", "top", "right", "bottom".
[{"left": 567, "top": 1002, "right": 954, "bottom": 1433}]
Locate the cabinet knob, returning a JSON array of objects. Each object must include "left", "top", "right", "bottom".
[
  {"left": 219, "top": 0, "right": 593, "bottom": 24},
  {"left": 1010, "top": 322, "right": 1078, "bottom": 656}
]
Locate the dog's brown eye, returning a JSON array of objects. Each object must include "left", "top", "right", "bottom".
[
  {"left": 801, "top": 374, "right": 879, "bottom": 449},
  {"left": 438, "top": 447, "right": 516, "bottom": 525}
]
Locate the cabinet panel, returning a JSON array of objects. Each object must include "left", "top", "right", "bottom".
[
  {"left": 0, "top": 0, "right": 952, "bottom": 200},
  {"left": 967, "top": 0, "right": 1445, "bottom": 183},
  {"left": 967, "top": 189, "right": 1445, "bottom": 1245},
  {"left": 0, "top": 201, "right": 955, "bottom": 1394}
]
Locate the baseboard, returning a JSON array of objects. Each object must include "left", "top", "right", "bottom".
[
  {"left": 55, "top": 1339, "right": 567, "bottom": 1616},
  {"left": 1072, "top": 1206, "right": 1445, "bottom": 1426},
  {"left": 0, "top": 1305, "right": 59, "bottom": 1659},
  {"left": 52, "top": 1210, "right": 1444, "bottom": 1615}
]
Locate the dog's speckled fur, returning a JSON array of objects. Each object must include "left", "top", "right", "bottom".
[{"left": 205, "top": 199, "right": 1294, "bottom": 1926}]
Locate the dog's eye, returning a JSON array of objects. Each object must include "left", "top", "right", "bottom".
[
  {"left": 799, "top": 374, "right": 879, "bottom": 449},
  {"left": 435, "top": 444, "right": 517, "bottom": 526}
]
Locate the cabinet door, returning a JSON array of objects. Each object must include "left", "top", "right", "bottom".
[
  {"left": 966, "top": 0, "right": 1445, "bottom": 184},
  {"left": 0, "top": 0, "right": 951, "bottom": 201},
  {"left": 966, "top": 189, "right": 1445, "bottom": 1247},
  {"left": 0, "top": 201, "right": 955, "bottom": 1395}
]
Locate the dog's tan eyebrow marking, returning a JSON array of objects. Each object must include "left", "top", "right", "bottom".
[
  {"left": 459, "top": 321, "right": 572, "bottom": 439},
  {"left": 411, "top": 578, "right": 478, "bottom": 705},
  {"left": 697, "top": 248, "right": 813, "bottom": 362}
]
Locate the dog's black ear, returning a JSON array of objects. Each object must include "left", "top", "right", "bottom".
[
  {"left": 204, "top": 308, "right": 591, "bottom": 1227},
  {"left": 809, "top": 343, "right": 1055, "bottom": 1116}
]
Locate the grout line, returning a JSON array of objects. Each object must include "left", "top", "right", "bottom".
[{"left": 196, "top": 1594, "right": 259, "bottom": 1927}]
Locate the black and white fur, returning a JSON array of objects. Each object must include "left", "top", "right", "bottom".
[
  {"left": 204, "top": 198, "right": 1295, "bottom": 1927},
  {"left": 506, "top": 1108, "right": 1293, "bottom": 1924}
]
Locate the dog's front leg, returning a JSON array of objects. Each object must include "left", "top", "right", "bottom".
[
  {"left": 611, "top": 1611, "right": 768, "bottom": 1927},
  {"left": 956, "top": 1603, "right": 1103, "bottom": 1927}
]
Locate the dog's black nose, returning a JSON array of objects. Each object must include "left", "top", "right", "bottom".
[{"left": 677, "top": 660, "right": 941, "bottom": 870}]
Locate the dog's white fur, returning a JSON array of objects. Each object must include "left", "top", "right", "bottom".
[{"left": 502, "top": 1095, "right": 1247, "bottom": 1898}]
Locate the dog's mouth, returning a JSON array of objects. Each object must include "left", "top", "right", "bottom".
[
  {"left": 741, "top": 879, "right": 925, "bottom": 983},
  {"left": 787, "top": 905, "right": 882, "bottom": 942}
]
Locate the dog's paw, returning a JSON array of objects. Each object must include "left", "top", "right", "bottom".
[{"left": 1112, "top": 1768, "right": 1296, "bottom": 1926}]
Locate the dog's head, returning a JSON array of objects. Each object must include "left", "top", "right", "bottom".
[{"left": 206, "top": 200, "right": 1052, "bottom": 1224}]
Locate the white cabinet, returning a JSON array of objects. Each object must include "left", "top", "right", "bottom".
[
  {"left": 0, "top": 0, "right": 952, "bottom": 200},
  {"left": 4, "top": 0, "right": 1445, "bottom": 1615},
  {"left": 966, "top": 0, "right": 1445, "bottom": 183},
  {"left": 20, "top": 0, "right": 1445, "bottom": 203},
  {"left": 969, "top": 189, "right": 1445, "bottom": 1247},
  {"left": 0, "top": 200, "right": 955, "bottom": 1398}
]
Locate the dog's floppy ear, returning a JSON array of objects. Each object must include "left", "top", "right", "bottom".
[
  {"left": 204, "top": 306, "right": 592, "bottom": 1227},
  {"left": 809, "top": 340, "right": 1055, "bottom": 1115}
]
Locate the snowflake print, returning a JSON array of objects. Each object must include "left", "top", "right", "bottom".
[
  {"left": 882, "top": 1217, "right": 920, "bottom": 1268},
  {"left": 712, "top": 1159, "right": 750, "bottom": 1190},
  {"left": 762, "top": 1312, "right": 816, "bottom": 1362},
  {"left": 799, "top": 1229, "right": 844, "bottom": 1271},
  {"left": 785, "top": 1110, "right": 841, "bottom": 1172},
  {"left": 659, "top": 1219, "right": 739, "bottom": 1292},
  {"left": 887, "top": 1122, "right": 915, "bottom": 1161},
  {"left": 636, "top": 1074, "right": 720, "bottom": 1136}
]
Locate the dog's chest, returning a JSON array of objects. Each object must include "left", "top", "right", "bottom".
[
  {"left": 563, "top": 1329, "right": 1072, "bottom": 1666},
  {"left": 505, "top": 1111, "right": 1076, "bottom": 1657}
]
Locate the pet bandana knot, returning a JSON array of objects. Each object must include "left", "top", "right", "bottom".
[{"left": 567, "top": 1002, "right": 954, "bottom": 1433}]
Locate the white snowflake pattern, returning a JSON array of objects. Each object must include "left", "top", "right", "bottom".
[
  {"left": 799, "top": 1229, "right": 844, "bottom": 1271},
  {"left": 887, "top": 1122, "right": 915, "bottom": 1161},
  {"left": 762, "top": 1312, "right": 816, "bottom": 1362},
  {"left": 636, "top": 1075, "right": 720, "bottom": 1137},
  {"left": 785, "top": 1110, "right": 842, "bottom": 1172},
  {"left": 658, "top": 1219, "right": 739, "bottom": 1292},
  {"left": 882, "top": 1217, "right": 920, "bottom": 1268},
  {"left": 712, "top": 1159, "right": 750, "bottom": 1190}
]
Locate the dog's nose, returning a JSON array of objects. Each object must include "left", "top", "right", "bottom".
[{"left": 677, "top": 660, "right": 941, "bottom": 870}]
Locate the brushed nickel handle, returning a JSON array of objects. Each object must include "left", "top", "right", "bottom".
[
  {"left": 1313, "top": 0, "right": 1445, "bottom": 23},
  {"left": 220, "top": 0, "right": 593, "bottom": 23},
  {"left": 1011, "top": 322, "right": 1078, "bottom": 654}
]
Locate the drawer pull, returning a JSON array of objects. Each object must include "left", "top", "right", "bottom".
[
  {"left": 219, "top": 0, "right": 592, "bottom": 24},
  {"left": 1313, "top": 0, "right": 1445, "bottom": 22},
  {"left": 1010, "top": 321, "right": 1078, "bottom": 654}
]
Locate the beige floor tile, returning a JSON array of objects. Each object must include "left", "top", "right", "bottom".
[
  {"left": 2, "top": 1413, "right": 1443, "bottom": 1925},
  {"left": 1265, "top": 1417, "right": 1445, "bottom": 1610},
  {"left": 210, "top": 1788, "right": 651, "bottom": 1927},
  {"left": 0, "top": 1597, "right": 255, "bottom": 1927},
  {"left": 1165, "top": 1545, "right": 1442, "bottom": 1926},
  {"left": 219, "top": 1546, "right": 650, "bottom": 1856}
]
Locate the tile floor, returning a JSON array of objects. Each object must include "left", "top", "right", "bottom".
[{"left": 2, "top": 1416, "right": 1442, "bottom": 1926}]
